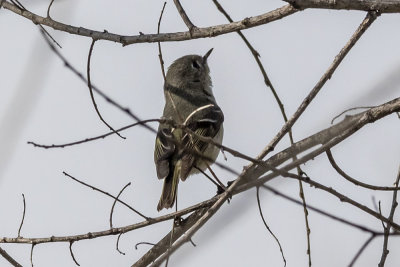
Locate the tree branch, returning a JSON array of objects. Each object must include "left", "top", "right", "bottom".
[
  {"left": 283, "top": 0, "right": 400, "bottom": 13},
  {"left": 86, "top": 39, "right": 125, "bottom": 139},
  {"left": 326, "top": 149, "right": 400, "bottom": 191},
  {"left": 0, "top": 246, "right": 23, "bottom": 267},
  {"left": 173, "top": 0, "right": 196, "bottom": 32},
  {"left": 348, "top": 234, "right": 376, "bottom": 267},
  {"left": 1, "top": 2, "right": 297, "bottom": 45},
  {"left": 378, "top": 165, "right": 400, "bottom": 266},
  {"left": 255, "top": 10, "right": 378, "bottom": 160}
]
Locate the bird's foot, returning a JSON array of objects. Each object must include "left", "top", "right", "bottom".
[
  {"left": 216, "top": 183, "right": 233, "bottom": 203},
  {"left": 174, "top": 216, "right": 183, "bottom": 227}
]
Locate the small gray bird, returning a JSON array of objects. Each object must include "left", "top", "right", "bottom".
[{"left": 154, "top": 49, "right": 224, "bottom": 211}]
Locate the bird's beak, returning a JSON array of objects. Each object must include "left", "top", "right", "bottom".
[{"left": 202, "top": 48, "right": 214, "bottom": 63}]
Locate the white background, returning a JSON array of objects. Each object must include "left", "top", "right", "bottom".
[{"left": 1, "top": 0, "right": 400, "bottom": 266}]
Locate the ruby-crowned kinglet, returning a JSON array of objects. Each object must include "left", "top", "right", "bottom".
[{"left": 154, "top": 49, "right": 224, "bottom": 211}]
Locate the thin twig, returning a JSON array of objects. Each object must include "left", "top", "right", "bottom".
[
  {"left": 116, "top": 233, "right": 126, "bottom": 255},
  {"left": 156, "top": 1, "right": 183, "bottom": 124},
  {"left": 164, "top": 220, "right": 174, "bottom": 267},
  {"left": 331, "top": 106, "right": 375, "bottom": 124},
  {"left": 157, "top": 2, "right": 183, "bottom": 126},
  {"left": 211, "top": 0, "right": 278, "bottom": 108},
  {"left": 165, "top": 182, "right": 180, "bottom": 267},
  {"left": 378, "top": 165, "right": 400, "bottom": 267},
  {"left": 327, "top": 149, "right": 400, "bottom": 191},
  {"left": 372, "top": 196, "right": 380, "bottom": 212},
  {"left": 255, "top": 11, "right": 379, "bottom": 160},
  {"left": 173, "top": 0, "right": 196, "bottom": 34},
  {"left": 378, "top": 202, "right": 387, "bottom": 230},
  {"left": 30, "top": 244, "right": 35, "bottom": 267},
  {"left": 348, "top": 234, "right": 376, "bottom": 267},
  {"left": 256, "top": 187, "right": 286, "bottom": 266},
  {"left": 17, "top": 194, "right": 26, "bottom": 237},
  {"left": 40, "top": 24, "right": 62, "bottom": 48},
  {"left": 69, "top": 242, "right": 80, "bottom": 266},
  {"left": 188, "top": 238, "right": 196, "bottom": 247},
  {"left": 297, "top": 178, "right": 311, "bottom": 266},
  {"left": 86, "top": 39, "right": 125, "bottom": 139},
  {"left": 46, "top": 0, "right": 55, "bottom": 18},
  {"left": 135, "top": 242, "right": 158, "bottom": 250},
  {"left": 7, "top": 0, "right": 61, "bottom": 48},
  {"left": 28, "top": 119, "right": 160, "bottom": 149},
  {"left": 0, "top": 246, "right": 23, "bottom": 267},
  {"left": 39, "top": 29, "right": 157, "bottom": 134},
  {"left": 63, "top": 172, "right": 148, "bottom": 220},
  {"left": 110, "top": 183, "right": 131, "bottom": 228},
  {"left": 262, "top": 185, "right": 381, "bottom": 234},
  {"left": 157, "top": 2, "right": 167, "bottom": 81},
  {"left": 254, "top": 167, "right": 400, "bottom": 232},
  {"left": 10, "top": 0, "right": 26, "bottom": 10}
]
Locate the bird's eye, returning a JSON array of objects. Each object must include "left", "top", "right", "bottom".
[{"left": 192, "top": 60, "right": 200, "bottom": 69}]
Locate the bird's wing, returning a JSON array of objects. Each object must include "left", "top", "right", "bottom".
[
  {"left": 154, "top": 127, "right": 175, "bottom": 180},
  {"left": 180, "top": 105, "right": 224, "bottom": 180}
]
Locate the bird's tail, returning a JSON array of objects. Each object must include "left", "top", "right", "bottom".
[{"left": 157, "top": 162, "right": 181, "bottom": 211}]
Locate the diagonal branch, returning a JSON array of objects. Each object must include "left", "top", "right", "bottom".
[
  {"left": 63, "top": 172, "right": 149, "bottom": 220},
  {"left": 348, "top": 234, "right": 376, "bottom": 267},
  {"left": 255, "top": 10, "right": 378, "bottom": 160},
  {"left": 173, "top": 0, "right": 196, "bottom": 33},
  {"left": 0, "top": 246, "right": 23, "bottom": 267}
]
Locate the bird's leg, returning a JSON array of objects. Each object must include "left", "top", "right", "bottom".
[
  {"left": 206, "top": 165, "right": 232, "bottom": 202},
  {"left": 173, "top": 190, "right": 183, "bottom": 226},
  {"left": 194, "top": 166, "right": 219, "bottom": 186},
  {"left": 206, "top": 165, "right": 227, "bottom": 192}
]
